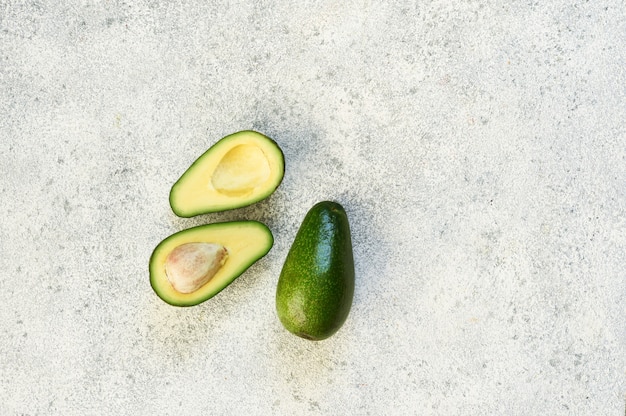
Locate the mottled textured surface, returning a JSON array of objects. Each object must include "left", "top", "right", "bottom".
[{"left": 1, "top": 1, "right": 625, "bottom": 415}]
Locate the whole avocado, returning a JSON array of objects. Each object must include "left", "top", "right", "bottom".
[{"left": 276, "top": 201, "right": 354, "bottom": 340}]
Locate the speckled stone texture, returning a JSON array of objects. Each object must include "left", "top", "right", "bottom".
[{"left": 1, "top": 1, "right": 625, "bottom": 415}]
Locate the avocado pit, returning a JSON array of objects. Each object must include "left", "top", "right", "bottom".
[{"left": 164, "top": 242, "right": 228, "bottom": 294}]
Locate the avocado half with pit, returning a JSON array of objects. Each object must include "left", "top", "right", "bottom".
[
  {"left": 169, "top": 130, "right": 285, "bottom": 217},
  {"left": 150, "top": 221, "right": 273, "bottom": 306}
]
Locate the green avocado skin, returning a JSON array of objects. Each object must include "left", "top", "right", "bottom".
[{"left": 276, "top": 201, "right": 354, "bottom": 340}]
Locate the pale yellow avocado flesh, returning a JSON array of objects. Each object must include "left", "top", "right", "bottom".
[
  {"left": 150, "top": 221, "right": 274, "bottom": 306},
  {"left": 211, "top": 144, "right": 272, "bottom": 196},
  {"left": 169, "top": 131, "right": 284, "bottom": 217}
]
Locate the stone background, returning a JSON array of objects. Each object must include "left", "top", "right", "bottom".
[{"left": 1, "top": 1, "right": 625, "bottom": 415}]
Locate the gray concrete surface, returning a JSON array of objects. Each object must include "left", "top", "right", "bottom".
[{"left": 1, "top": 1, "right": 625, "bottom": 415}]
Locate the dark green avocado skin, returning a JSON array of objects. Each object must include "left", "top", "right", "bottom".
[{"left": 276, "top": 201, "right": 354, "bottom": 340}]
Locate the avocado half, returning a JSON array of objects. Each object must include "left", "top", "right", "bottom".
[
  {"left": 150, "top": 221, "right": 273, "bottom": 306},
  {"left": 169, "top": 130, "right": 285, "bottom": 217}
]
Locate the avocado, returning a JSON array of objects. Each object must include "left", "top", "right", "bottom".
[
  {"left": 150, "top": 221, "right": 273, "bottom": 306},
  {"left": 169, "top": 130, "right": 285, "bottom": 217},
  {"left": 276, "top": 201, "right": 354, "bottom": 340}
]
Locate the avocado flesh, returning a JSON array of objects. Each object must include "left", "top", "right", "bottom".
[
  {"left": 276, "top": 201, "right": 354, "bottom": 340},
  {"left": 169, "top": 130, "right": 285, "bottom": 217},
  {"left": 150, "top": 221, "right": 273, "bottom": 307}
]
